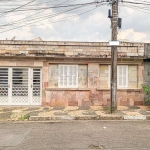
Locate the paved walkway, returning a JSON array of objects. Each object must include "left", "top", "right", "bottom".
[{"left": 0, "top": 106, "right": 150, "bottom": 121}]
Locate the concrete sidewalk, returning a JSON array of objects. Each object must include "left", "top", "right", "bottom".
[{"left": 0, "top": 106, "right": 150, "bottom": 121}]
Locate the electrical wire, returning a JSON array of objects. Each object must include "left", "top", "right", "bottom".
[
  {"left": 0, "top": 4, "right": 84, "bottom": 29},
  {"left": 0, "top": 2, "right": 107, "bottom": 33},
  {"left": 6, "top": 0, "right": 36, "bottom": 13},
  {"left": 0, "top": 0, "right": 108, "bottom": 34},
  {"left": 0, "top": 0, "right": 108, "bottom": 28},
  {"left": 25, "top": 6, "right": 98, "bottom": 27},
  {"left": 119, "top": 0, "right": 150, "bottom": 13},
  {"left": 122, "top": 3, "right": 150, "bottom": 31},
  {"left": 123, "top": 1, "right": 150, "bottom": 5},
  {"left": 0, "top": 0, "right": 63, "bottom": 17},
  {"left": 0, "top": 0, "right": 75, "bottom": 27},
  {"left": 0, "top": 2, "right": 95, "bottom": 13},
  {"left": 0, "top": 1, "right": 108, "bottom": 13},
  {"left": 0, "top": 7, "right": 95, "bottom": 32},
  {"left": 0, "top": 0, "right": 34, "bottom": 1},
  {"left": 122, "top": 3, "right": 150, "bottom": 10},
  {"left": 122, "top": 3, "right": 150, "bottom": 14},
  {"left": 25, "top": 3, "right": 107, "bottom": 27}
]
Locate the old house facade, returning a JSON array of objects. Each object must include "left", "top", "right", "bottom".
[
  {"left": 0, "top": 40, "right": 145, "bottom": 106},
  {"left": 144, "top": 43, "right": 150, "bottom": 104}
]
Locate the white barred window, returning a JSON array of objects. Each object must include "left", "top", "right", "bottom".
[
  {"left": 58, "top": 65, "right": 78, "bottom": 88},
  {"left": 117, "top": 65, "right": 128, "bottom": 88}
]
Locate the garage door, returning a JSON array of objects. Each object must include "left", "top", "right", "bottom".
[{"left": 0, "top": 68, "right": 42, "bottom": 106}]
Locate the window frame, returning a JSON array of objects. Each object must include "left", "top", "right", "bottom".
[
  {"left": 117, "top": 65, "right": 128, "bottom": 89},
  {"left": 58, "top": 65, "right": 78, "bottom": 88},
  {"left": 108, "top": 65, "right": 128, "bottom": 89}
]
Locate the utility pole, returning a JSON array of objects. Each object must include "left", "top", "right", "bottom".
[{"left": 110, "top": 0, "right": 118, "bottom": 113}]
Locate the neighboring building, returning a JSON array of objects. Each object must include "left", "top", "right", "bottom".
[
  {"left": 144, "top": 43, "right": 150, "bottom": 105},
  {"left": 0, "top": 39, "right": 145, "bottom": 106}
]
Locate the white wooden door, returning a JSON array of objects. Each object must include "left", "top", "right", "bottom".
[{"left": 0, "top": 67, "right": 42, "bottom": 106}]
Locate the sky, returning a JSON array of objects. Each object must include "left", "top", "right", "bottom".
[{"left": 0, "top": 0, "right": 149, "bottom": 42}]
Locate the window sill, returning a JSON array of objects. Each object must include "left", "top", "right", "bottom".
[
  {"left": 45, "top": 88, "right": 90, "bottom": 91},
  {"left": 97, "top": 88, "right": 142, "bottom": 92},
  {"left": 96, "top": 89, "right": 110, "bottom": 91},
  {"left": 118, "top": 89, "right": 142, "bottom": 92}
]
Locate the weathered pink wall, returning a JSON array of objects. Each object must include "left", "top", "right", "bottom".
[
  {"left": 43, "top": 90, "right": 143, "bottom": 107},
  {"left": 43, "top": 62, "right": 144, "bottom": 107},
  {"left": 0, "top": 59, "right": 143, "bottom": 107}
]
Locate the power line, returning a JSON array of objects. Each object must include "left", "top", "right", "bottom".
[
  {"left": 0, "top": 3, "right": 83, "bottom": 29},
  {"left": 0, "top": 1, "right": 108, "bottom": 13},
  {"left": 0, "top": 0, "right": 34, "bottom": 1},
  {"left": 25, "top": 5, "right": 99, "bottom": 27},
  {"left": 0, "top": 1, "right": 108, "bottom": 33},
  {"left": 0, "top": 5, "right": 100, "bottom": 33},
  {"left": 122, "top": 3, "right": 150, "bottom": 14},
  {"left": 135, "top": 14, "right": 149, "bottom": 31},
  {"left": 24, "top": 2, "right": 107, "bottom": 27},
  {"left": 4, "top": 0, "right": 36, "bottom": 14},
  {"left": 0, "top": 5, "right": 89, "bottom": 31},
  {"left": 0, "top": 0, "right": 75, "bottom": 27},
  {"left": 0, "top": 0, "right": 60, "bottom": 6},
  {"left": 123, "top": 1, "right": 150, "bottom": 6},
  {"left": 121, "top": 2, "right": 150, "bottom": 31},
  {"left": 0, "top": 0, "right": 79, "bottom": 19},
  {"left": 0, "top": 0, "right": 108, "bottom": 29}
]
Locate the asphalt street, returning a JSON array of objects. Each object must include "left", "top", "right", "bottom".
[{"left": 0, "top": 121, "right": 150, "bottom": 150}]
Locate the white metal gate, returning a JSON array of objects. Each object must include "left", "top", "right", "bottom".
[
  {"left": 0, "top": 68, "right": 42, "bottom": 106},
  {"left": 31, "top": 68, "right": 41, "bottom": 105},
  {"left": 0, "top": 68, "right": 9, "bottom": 105}
]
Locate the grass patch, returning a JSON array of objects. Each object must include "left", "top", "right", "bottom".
[
  {"left": 102, "top": 107, "right": 112, "bottom": 114},
  {"left": 18, "top": 114, "right": 30, "bottom": 121}
]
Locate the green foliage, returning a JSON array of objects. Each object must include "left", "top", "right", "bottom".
[
  {"left": 141, "top": 84, "right": 150, "bottom": 102},
  {"left": 18, "top": 114, "right": 30, "bottom": 121},
  {"left": 103, "top": 106, "right": 116, "bottom": 114},
  {"left": 23, "top": 114, "right": 30, "bottom": 120}
]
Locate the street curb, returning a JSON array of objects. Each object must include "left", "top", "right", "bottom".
[
  {"left": 29, "top": 115, "right": 150, "bottom": 121},
  {"left": 29, "top": 116, "right": 52, "bottom": 121},
  {"left": 29, "top": 115, "right": 123, "bottom": 121},
  {"left": 51, "top": 115, "right": 75, "bottom": 120},
  {"left": 99, "top": 115, "right": 123, "bottom": 120},
  {"left": 75, "top": 115, "right": 99, "bottom": 120},
  {"left": 124, "top": 115, "right": 146, "bottom": 120}
]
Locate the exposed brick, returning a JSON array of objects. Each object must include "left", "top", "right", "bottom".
[
  {"left": 68, "top": 101, "right": 78, "bottom": 106},
  {"left": 44, "top": 82, "right": 48, "bottom": 88},
  {"left": 82, "top": 101, "right": 92, "bottom": 106},
  {"left": 134, "top": 101, "right": 143, "bottom": 105},
  {"left": 50, "top": 100, "right": 66, "bottom": 107},
  {"left": 120, "top": 101, "right": 129, "bottom": 106},
  {"left": 42, "top": 97, "right": 46, "bottom": 103},
  {"left": 42, "top": 102, "right": 50, "bottom": 106}
]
